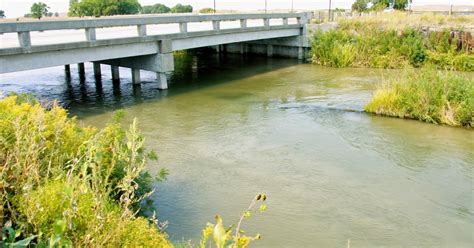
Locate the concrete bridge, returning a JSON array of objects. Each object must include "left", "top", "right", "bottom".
[{"left": 0, "top": 13, "right": 312, "bottom": 89}]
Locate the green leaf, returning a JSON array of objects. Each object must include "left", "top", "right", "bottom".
[
  {"left": 213, "top": 215, "right": 227, "bottom": 248},
  {"left": 8, "top": 235, "right": 37, "bottom": 247}
]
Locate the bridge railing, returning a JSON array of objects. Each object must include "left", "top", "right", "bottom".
[{"left": 0, "top": 13, "right": 312, "bottom": 50}]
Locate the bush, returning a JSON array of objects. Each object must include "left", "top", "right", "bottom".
[
  {"left": 171, "top": 4, "right": 193, "bottom": 13},
  {"left": 199, "top": 8, "right": 214, "bottom": 14},
  {"left": 142, "top": 3, "right": 171, "bottom": 14},
  {"left": 0, "top": 95, "right": 171, "bottom": 246},
  {"left": 365, "top": 68, "right": 474, "bottom": 127},
  {"left": 310, "top": 25, "right": 473, "bottom": 71}
]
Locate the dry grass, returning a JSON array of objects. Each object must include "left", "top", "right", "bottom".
[{"left": 337, "top": 11, "right": 474, "bottom": 31}]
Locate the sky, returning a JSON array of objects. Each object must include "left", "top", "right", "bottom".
[{"left": 0, "top": 0, "right": 473, "bottom": 18}]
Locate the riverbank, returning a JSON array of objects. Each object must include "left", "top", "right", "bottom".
[
  {"left": 1, "top": 55, "right": 472, "bottom": 246},
  {"left": 0, "top": 95, "right": 172, "bottom": 246},
  {"left": 365, "top": 68, "right": 473, "bottom": 127},
  {"left": 310, "top": 13, "right": 474, "bottom": 127},
  {"left": 310, "top": 23, "right": 473, "bottom": 71}
]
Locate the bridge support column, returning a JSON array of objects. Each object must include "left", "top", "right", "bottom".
[
  {"left": 132, "top": 69, "right": 141, "bottom": 84},
  {"left": 156, "top": 73, "right": 168, "bottom": 90},
  {"left": 298, "top": 47, "right": 304, "bottom": 60},
  {"left": 78, "top": 63, "right": 85, "bottom": 75},
  {"left": 111, "top": 66, "right": 120, "bottom": 81},
  {"left": 64, "top": 64, "right": 71, "bottom": 74},
  {"left": 93, "top": 62, "right": 101, "bottom": 79},
  {"left": 240, "top": 44, "right": 246, "bottom": 54},
  {"left": 64, "top": 64, "right": 71, "bottom": 80},
  {"left": 267, "top": 44, "right": 273, "bottom": 57}
]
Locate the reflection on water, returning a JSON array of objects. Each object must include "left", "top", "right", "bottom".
[{"left": 1, "top": 53, "right": 473, "bottom": 247}]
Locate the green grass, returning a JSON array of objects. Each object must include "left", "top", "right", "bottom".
[
  {"left": 310, "top": 21, "right": 473, "bottom": 71},
  {"left": 365, "top": 68, "right": 474, "bottom": 127},
  {"left": 0, "top": 95, "right": 172, "bottom": 247}
]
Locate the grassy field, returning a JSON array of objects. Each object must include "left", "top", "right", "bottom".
[{"left": 336, "top": 11, "right": 474, "bottom": 31}]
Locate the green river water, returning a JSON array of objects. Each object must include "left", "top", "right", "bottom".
[{"left": 1, "top": 53, "right": 472, "bottom": 247}]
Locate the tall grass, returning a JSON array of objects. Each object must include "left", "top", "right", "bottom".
[
  {"left": 311, "top": 14, "right": 473, "bottom": 71},
  {"left": 337, "top": 12, "right": 474, "bottom": 31},
  {"left": 365, "top": 68, "right": 474, "bottom": 127},
  {"left": 0, "top": 95, "right": 172, "bottom": 246}
]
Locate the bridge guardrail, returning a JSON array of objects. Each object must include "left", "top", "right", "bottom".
[{"left": 0, "top": 13, "right": 312, "bottom": 50}]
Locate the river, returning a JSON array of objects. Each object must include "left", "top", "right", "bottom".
[{"left": 0, "top": 53, "right": 472, "bottom": 247}]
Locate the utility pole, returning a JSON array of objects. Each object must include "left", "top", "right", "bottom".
[
  {"left": 291, "top": 0, "right": 294, "bottom": 13},
  {"left": 328, "top": 0, "right": 332, "bottom": 22},
  {"left": 214, "top": 0, "right": 216, "bottom": 13},
  {"left": 265, "top": 0, "right": 268, "bottom": 13}
]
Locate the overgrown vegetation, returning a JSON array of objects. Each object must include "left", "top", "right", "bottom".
[
  {"left": 0, "top": 95, "right": 270, "bottom": 246},
  {"left": 365, "top": 68, "right": 474, "bottom": 127},
  {"left": 0, "top": 95, "right": 171, "bottom": 246},
  {"left": 198, "top": 194, "right": 267, "bottom": 248},
  {"left": 310, "top": 15, "right": 473, "bottom": 71}
]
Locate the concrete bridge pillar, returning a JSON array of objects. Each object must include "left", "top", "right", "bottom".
[
  {"left": 111, "top": 66, "right": 120, "bottom": 81},
  {"left": 298, "top": 47, "right": 304, "bottom": 60},
  {"left": 78, "top": 63, "right": 85, "bottom": 76},
  {"left": 17, "top": 31, "right": 31, "bottom": 50},
  {"left": 132, "top": 69, "right": 141, "bottom": 84},
  {"left": 267, "top": 44, "right": 273, "bottom": 57},
  {"left": 240, "top": 43, "right": 247, "bottom": 54},
  {"left": 93, "top": 62, "right": 101, "bottom": 79},
  {"left": 156, "top": 73, "right": 168, "bottom": 90},
  {"left": 64, "top": 64, "right": 71, "bottom": 80}
]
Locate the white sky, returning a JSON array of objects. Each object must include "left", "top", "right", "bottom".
[{"left": 0, "top": 0, "right": 472, "bottom": 18}]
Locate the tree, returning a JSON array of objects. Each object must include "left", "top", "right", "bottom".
[
  {"left": 393, "top": 0, "right": 410, "bottom": 10},
  {"left": 142, "top": 3, "right": 171, "bottom": 14},
  {"left": 171, "top": 4, "right": 193, "bottom": 13},
  {"left": 30, "top": 2, "right": 50, "bottom": 19},
  {"left": 115, "top": 0, "right": 141, "bottom": 15},
  {"left": 0, "top": 10, "right": 5, "bottom": 18},
  {"left": 371, "top": 0, "right": 389, "bottom": 11},
  {"left": 68, "top": 0, "right": 141, "bottom": 17},
  {"left": 352, "top": 0, "right": 367, "bottom": 12}
]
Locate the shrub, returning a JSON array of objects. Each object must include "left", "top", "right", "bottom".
[
  {"left": 310, "top": 25, "right": 473, "bottom": 71},
  {"left": 200, "top": 8, "right": 214, "bottom": 14},
  {"left": 142, "top": 3, "right": 171, "bottom": 14},
  {"left": 365, "top": 68, "right": 474, "bottom": 127},
  {"left": 0, "top": 95, "right": 171, "bottom": 246}
]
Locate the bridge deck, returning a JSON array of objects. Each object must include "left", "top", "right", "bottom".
[{"left": 0, "top": 13, "right": 312, "bottom": 75}]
